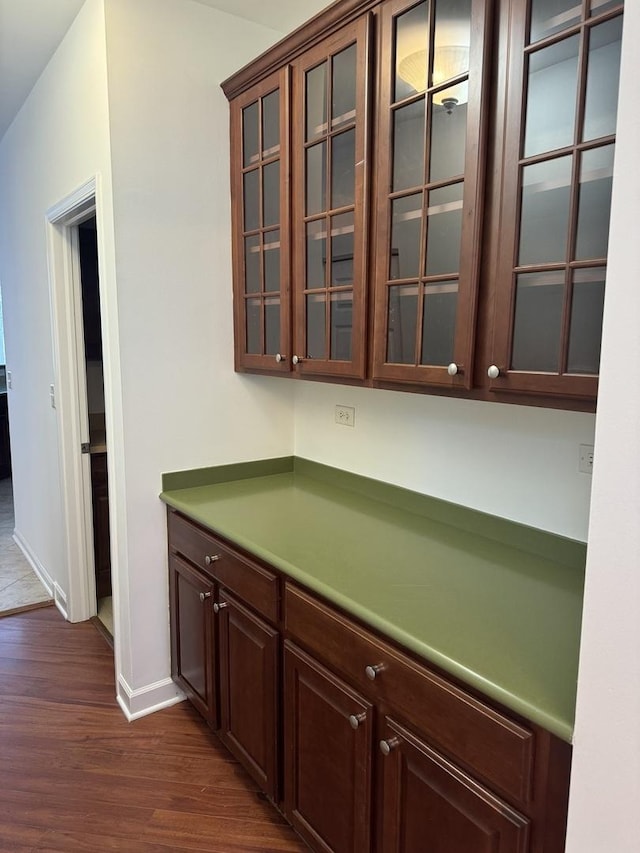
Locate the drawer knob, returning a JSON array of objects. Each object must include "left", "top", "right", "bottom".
[
  {"left": 205, "top": 554, "right": 220, "bottom": 565},
  {"left": 379, "top": 737, "right": 400, "bottom": 756},
  {"left": 213, "top": 601, "right": 228, "bottom": 614},
  {"left": 487, "top": 364, "right": 501, "bottom": 379},
  {"left": 349, "top": 712, "right": 367, "bottom": 730},
  {"left": 199, "top": 591, "right": 211, "bottom": 602},
  {"left": 365, "top": 663, "right": 385, "bottom": 681},
  {"left": 275, "top": 353, "right": 287, "bottom": 363},
  {"left": 292, "top": 355, "right": 303, "bottom": 365}
]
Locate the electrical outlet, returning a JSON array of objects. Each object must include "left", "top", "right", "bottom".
[
  {"left": 579, "top": 444, "right": 594, "bottom": 474},
  {"left": 335, "top": 405, "right": 355, "bottom": 427}
]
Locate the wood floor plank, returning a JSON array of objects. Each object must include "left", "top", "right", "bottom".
[{"left": 0, "top": 608, "right": 307, "bottom": 852}]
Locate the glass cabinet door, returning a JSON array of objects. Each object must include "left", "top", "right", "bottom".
[
  {"left": 372, "top": 0, "right": 491, "bottom": 388},
  {"left": 490, "top": 0, "right": 624, "bottom": 399},
  {"left": 230, "top": 69, "right": 290, "bottom": 372},
  {"left": 291, "top": 17, "right": 371, "bottom": 379}
]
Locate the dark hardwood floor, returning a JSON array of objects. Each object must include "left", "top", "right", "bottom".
[{"left": 0, "top": 608, "right": 307, "bottom": 852}]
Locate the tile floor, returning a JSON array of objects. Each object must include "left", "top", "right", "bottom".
[{"left": 0, "top": 478, "right": 53, "bottom": 617}]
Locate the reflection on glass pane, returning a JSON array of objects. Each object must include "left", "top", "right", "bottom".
[
  {"left": 262, "top": 90, "right": 280, "bottom": 156},
  {"left": 307, "top": 294, "right": 326, "bottom": 359},
  {"left": 519, "top": 156, "right": 572, "bottom": 265},
  {"left": 567, "top": 268, "right": 605, "bottom": 374},
  {"left": 391, "top": 193, "right": 423, "bottom": 279},
  {"left": 265, "top": 297, "right": 280, "bottom": 356},
  {"left": 332, "top": 130, "right": 355, "bottom": 209},
  {"left": 433, "top": 81, "right": 469, "bottom": 116},
  {"left": 387, "top": 285, "right": 418, "bottom": 364},
  {"left": 433, "top": 0, "right": 471, "bottom": 93},
  {"left": 421, "top": 281, "right": 458, "bottom": 366},
  {"left": 306, "top": 220, "right": 326, "bottom": 289},
  {"left": 395, "top": 2, "right": 429, "bottom": 102},
  {"left": 332, "top": 44, "right": 357, "bottom": 127},
  {"left": 263, "top": 161, "right": 280, "bottom": 228},
  {"left": 393, "top": 100, "right": 426, "bottom": 192},
  {"left": 306, "top": 142, "right": 327, "bottom": 216},
  {"left": 331, "top": 212, "right": 354, "bottom": 285},
  {"left": 524, "top": 36, "right": 579, "bottom": 158},
  {"left": 589, "top": 0, "right": 621, "bottom": 19},
  {"left": 246, "top": 298, "right": 261, "bottom": 355},
  {"left": 583, "top": 16, "right": 622, "bottom": 142},
  {"left": 511, "top": 271, "right": 564, "bottom": 371},
  {"left": 244, "top": 235, "right": 260, "bottom": 294},
  {"left": 430, "top": 98, "right": 467, "bottom": 182},
  {"left": 331, "top": 293, "right": 353, "bottom": 360},
  {"left": 530, "top": 0, "right": 581, "bottom": 43},
  {"left": 426, "top": 183, "right": 463, "bottom": 275},
  {"left": 306, "top": 63, "right": 327, "bottom": 142},
  {"left": 576, "top": 145, "right": 614, "bottom": 260},
  {"left": 264, "top": 230, "right": 280, "bottom": 292},
  {"left": 243, "top": 101, "right": 259, "bottom": 167},
  {"left": 243, "top": 169, "right": 260, "bottom": 232}
]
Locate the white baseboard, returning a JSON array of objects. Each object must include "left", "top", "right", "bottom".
[
  {"left": 116, "top": 674, "right": 185, "bottom": 721},
  {"left": 13, "top": 529, "right": 55, "bottom": 597}
]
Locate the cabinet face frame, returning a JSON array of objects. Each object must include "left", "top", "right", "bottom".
[
  {"left": 371, "top": 0, "right": 492, "bottom": 389},
  {"left": 290, "top": 15, "right": 372, "bottom": 380},
  {"left": 488, "top": 1, "right": 624, "bottom": 400},
  {"left": 230, "top": 68, "right": 291, "bottom": 373}
]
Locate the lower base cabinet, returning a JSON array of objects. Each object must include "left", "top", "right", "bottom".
[
  {"left": 379, "top": 717, "right": 530, "bottom": 853},
  {"left": 283, "top": 641, "right": 373, "bottom": 853},
  {"left": 167, "top": 509, "right": 571, "bottom": 853},
  {"left": 218, "top": 590, "right": 279, "bottom": 799}
]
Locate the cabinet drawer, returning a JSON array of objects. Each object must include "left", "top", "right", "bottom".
[
  {"left": 285, "top": 583, "right": 534, "bottom": 806},
  {"left": 168, "top": 510, "right": 279, "bottom": 623}
]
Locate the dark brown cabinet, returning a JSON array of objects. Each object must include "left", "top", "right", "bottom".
[
  {"left": 223, "top": 0, "right": 625, "bottom": 410},
  {"left": 168, "top": 553, "right": 217, "bottom": 727},
  {"left": 167, "top": 510, "right": 572, "bottom": 852},
  {"left": 167, "top": 510, "right": 280, "bottom": 794},
  {"left": 283, "top": 641, "right": 373, "bottom": 853},
  {"left": 379, "top": 717, "right": 530, "bottom": 853},
  {"left": 372, "top": 0, "right": 491, "bottom": 390},
  {"left": 217, "top": 590, "right": 280, "bottom": 799},
  {"left": 230, "top": 69, "right": 291, "bottom": 372}
]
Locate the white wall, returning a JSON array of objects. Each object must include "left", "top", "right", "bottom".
[
  {"left": 294, "top": 382, "right": 594, "bottom": 541},
  {"left": 0, "top": 0, "right": 115, "bottom": 601},
  {"left": 565, "top": 1, "right": 640, "bottom": 848},
  {"left": 102, "top": 0, "right": 295, "bottom": 707}
]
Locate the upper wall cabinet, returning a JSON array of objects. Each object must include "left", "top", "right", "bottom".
[
  {"left": 223, "top": 0, "right": 625, "bottom": 410},
  {"left": 230, "top": 69, "right": 290, "bottom": 372},
  {"left": 291, "top": 18, "right": 371, "bottom": 380},
  {"left": 372, "top": 0, "right": 491, "bottom": 389},
  {"left": 489, "top": 0, "right": 624, "bottom": 400}
]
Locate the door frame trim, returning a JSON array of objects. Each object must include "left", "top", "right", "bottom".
[{"left": 46, "top": 177, "right": 101, "bottom": 623}]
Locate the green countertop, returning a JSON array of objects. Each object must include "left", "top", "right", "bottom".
[{"left": 161, "top": 457, "right": 585, "bottom": 742}]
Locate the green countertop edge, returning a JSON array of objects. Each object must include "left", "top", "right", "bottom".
[{"left": 160, "top": 456, "right": 585, "bottom": 743}]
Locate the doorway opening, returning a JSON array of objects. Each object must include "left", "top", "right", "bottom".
[
  {"left": 46, "top": 177, "right": 115, "bottom": 640},
  {"left": 78, "top": 217, "right": 112, "bottom": 639}
]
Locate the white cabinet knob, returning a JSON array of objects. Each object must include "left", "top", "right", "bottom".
[
  {"left": 275, "top": 353, "right": 287, "bottom": 363},
  {"left": 292, "top": 355, "right": 303, "bottom": 365},
  {"left": 487, "top": 365, "right": 500, "bottom": 379},
  {"left": 447, "top": 363, "right": 459, "bottom": 376}
]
